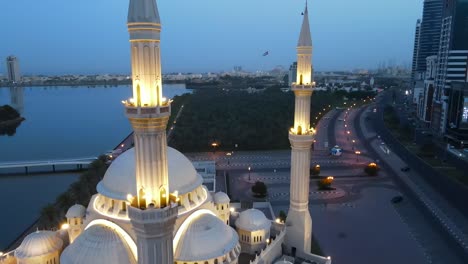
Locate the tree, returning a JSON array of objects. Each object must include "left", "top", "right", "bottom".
[
  {"left": 317, "top": 177, "right": 334, "bottom": 190},
  {"left": 310, "top": 165, "right": 321, "bottom": 177},
  {"left": 278, "top": 210, "right": 287, "bottom": 222},
  {"left": 251, "top": 181, "right": 268, "bottom": 198},
  {"left": 364, "top": 163, "right": 380, "bottom": 176}
]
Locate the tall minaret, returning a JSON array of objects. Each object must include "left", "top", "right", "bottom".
[
  {"left": 285, "top": 2, "right": 315, "bottom": 257},
  {"left": 124, "top": 0, "right": 178, "bottom": 263}
]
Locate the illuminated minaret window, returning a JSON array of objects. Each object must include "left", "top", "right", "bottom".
[
  {"left": 285, "top": 1, "right": 316, "bottom": 257},
  {"left": 123, "top": 0, "right": 178, "bottom": 263}
]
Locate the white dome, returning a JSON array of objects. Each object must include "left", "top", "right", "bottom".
[
  {"left": 175, "top": 214, "right": 239, "bottom": 261},
  {"left": 235, "top": 209, "right": 271, "bottom": 232},
  {"left": 15, "top": 231, "right": 63, "bottom": 259},
  {"left": 97, "top": 147, "right": 203, "bottom": 200},
  {"left": 213, "top": 192, "right": 230, "bottom": 204},
  {"left": 60, "top": 225, "right": 136, "bottom": 264},
  {"left": 66, "top": 204, "right": 86, "bottom": 218}
]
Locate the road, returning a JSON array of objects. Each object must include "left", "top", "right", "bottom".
[{"left": 222, "top": 99, "right": 466, "bottom": 264}]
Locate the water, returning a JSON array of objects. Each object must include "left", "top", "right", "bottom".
[{"left": 0, "top": 84, "right": 190, "bottom": 249}]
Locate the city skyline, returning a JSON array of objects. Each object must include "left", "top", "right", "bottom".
[{"left": 1, "top": 0, "right": 421, "bottom": 75}]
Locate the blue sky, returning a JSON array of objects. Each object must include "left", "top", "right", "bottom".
[{"left": 0, "top": 0, "right": 422, "bottom": 75}]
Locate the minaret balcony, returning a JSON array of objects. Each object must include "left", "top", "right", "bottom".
[
  {"left": 289, "top": 131, "right": 314, "bottom": 147},
  {"left": 124, "top": 103, "right": 171, "bottom": 119},
  {"left": 291, "top": 82, "right": 315, "bottom": 91}
]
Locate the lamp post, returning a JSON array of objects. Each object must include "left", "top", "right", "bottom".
[
  {"left": 352, "top": 140, "right": 355, "bottom": 150},
  {"left": 355, "top": 150, "right": 361, "bottom": 162},
  {"left": 248, "top": 166, "right": 251, "bottom": 181},
  {"left": 211, "top": 142, "right": 218, "bottom": 153},
  {"left": 347, "top": 130, "right": 351, "bottom": 141}
]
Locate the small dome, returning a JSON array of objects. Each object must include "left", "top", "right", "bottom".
[
  {"left": 235, "top": 209, "right": 271, "bottom": 232},
  {"left": 213, "top": 192, "right": 230, "bottom": 204},
  {"left": 15, "top": 231, "right": 63, "bottom": 259},
  {"left": 175, "top": 214, "right": 239, "bottom": 261},
  {"left": 60, "top": 225, "right": 136, "bottom": 264},
  {"left": 97, "top": 147, "right": 203, "bottom": 200},
  {"left": 66, "top": 204, "right": 86, "bottom": 218}
]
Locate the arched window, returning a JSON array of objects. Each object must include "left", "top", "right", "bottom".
[
  {"left": 214, "top": 259, "right": 218, "bottom": 264},
  {"left": 221, "top": 205, "right": 224, "bottom": 210}
]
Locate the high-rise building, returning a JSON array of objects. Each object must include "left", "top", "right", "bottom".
[
  {"left": 416, "top": 0, "right": 444, "bottom": 74},
  {"left": 289, "top": 62, "right": 297, "bottom": 87},
  {"left": 432, "top": 0, "right": 468, "bottom": 145},
  {"left": 411, "top": 19, "right": 422, "bottom": 81},
  {"left": 6, "top": 56, "right": 21, "bottom": 84},
  {"left": 285, "top": 2, "right": 315, "bottom": 258}
]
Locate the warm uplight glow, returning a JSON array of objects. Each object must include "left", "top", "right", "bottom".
[
  {"left": 211, "top": 142, "right": 218, "bottom": 147},
  {"left": 327, "top": 176, "right": 334, "bottom": 180},
  {"left": 315, "top": 165, "right": 320, "bottom": 168},
  {"left": 230, "top": 207, "right": 235, "bottom": 212},
  {"left": 61, "top": 223, "right": 70, "bottom": 230},
  {"left": 355, "top": 151, "right": 361, "bottom": 155},
  {"left": 275, "top": 218, "right": 281, "bottom": 223},
  {"left": 86, "top": 219, "right": 137, "bottom": 260},
  {"left": 266, "top": 238, "right": 270, "bottom": 244},
  {"left": 369, "top": 162, "right": 377, "bottom": 167}
]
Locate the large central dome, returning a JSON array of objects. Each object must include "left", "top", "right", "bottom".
[{"left": 97, "top": 147, "right": 203, "bottom": 201}]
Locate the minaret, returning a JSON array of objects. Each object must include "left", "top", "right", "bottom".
[
  {"left": 285, "top": 2, "right": 315, "bottom": 257},
  {"left": 124, "top": 0, "right": 178, "bottom": 263}
]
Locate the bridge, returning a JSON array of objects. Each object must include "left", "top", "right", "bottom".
[{"left": 0, "top": 157, "right": 98, "bottom": 174}]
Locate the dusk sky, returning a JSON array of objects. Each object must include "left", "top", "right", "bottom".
[{"left": 0, "top": 0, "right": 422, "bottom": 75}]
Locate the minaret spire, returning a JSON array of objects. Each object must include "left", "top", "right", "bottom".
[
  {"left": 285, "top": 1, "right": 315, "bottom": 257},
  {"left": 124, "top": 0, "right": 178, "bottom": 264}
]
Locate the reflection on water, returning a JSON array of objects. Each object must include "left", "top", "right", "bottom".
[{"left": 9, "top": 86, "right": 24, "bottom": 114}]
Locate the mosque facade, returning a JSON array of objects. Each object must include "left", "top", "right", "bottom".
[{"left": 0, "top": 1, "right": 331, "bottom": 264}]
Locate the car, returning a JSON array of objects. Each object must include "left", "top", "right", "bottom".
[
  {"left": 400, "top": 167, "right": 410, "bottom": 172},
  {"left": 391, "top": 196, "right": 404, "bottom": 204}
]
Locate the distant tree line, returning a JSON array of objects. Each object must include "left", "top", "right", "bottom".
[{"left": 169, "top": 88, "right": 376, "bottom": 152}]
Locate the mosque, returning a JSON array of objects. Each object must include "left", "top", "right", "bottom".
[{"left": 0, "top": 0, "right": 332, "bottom": 264}]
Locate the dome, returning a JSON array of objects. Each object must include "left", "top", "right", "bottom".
[
  {"left": 235, "top": 209, "right": 271, "bottom": 232},
  {"left": 213, "top": 192, "right": 230, "bottom": 204},
  {"left": 66, "top": 204, "right": 86, "bottom": 218},
  {"left": 175, "top": 213, "right": 239, "bottom": 261},
  {"left": 97, "top": 147, "right": 203, "bottom": 200},
  {"left": 60, "top": 225, "right": 136, "bottom": 264},
  {"left": 15, "top": 231, "right": 63, "bottom": 259}
]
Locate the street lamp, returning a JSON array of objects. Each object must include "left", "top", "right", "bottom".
[
  {"left": 352, "top": 140, "right": 356, "bottom": 150},
  {"left": 248, "top": 166, "right": 251, "bottom": 181},
  {"left": 347, "top": 130, "right": 351, "bottom": 140},
  {"left": 355, "top": 150, "right": 361, "bottom": 162},
  {"left": 211, "top": 142, "right": 218, "bottom": 153}
]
